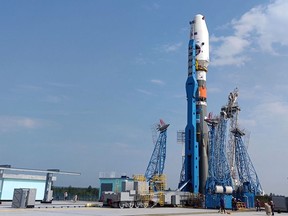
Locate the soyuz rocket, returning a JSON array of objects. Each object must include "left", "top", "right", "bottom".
[{"left": 184, "top": 14, "right": 209, "bottom": 194}]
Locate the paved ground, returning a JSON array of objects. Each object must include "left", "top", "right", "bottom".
[{"left": 0, "top": 201, "right": 287, "bottom": 216}]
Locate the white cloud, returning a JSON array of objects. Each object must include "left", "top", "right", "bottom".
[
  {"left": 0, "top": 116, "right": 44, "bottom": 132},
  {"left": 158, "top": 42, "right": 183, "bottom": 53},
  {"left": 208, "top": 87, "right": 222, "bottom": 94},
  {"left": 47, "top": 82, "right": 76, "bottom": 88},
  {"left": 17, "top": 84, "right": 43, "bottom": 91},
  {"left": 254, "top": 101, "right": 288, "bottom": 122},
  {"left": 151, "top": 79, "right": 165, "bottom": 85},
  {"left": 45, "top": 95, "right": 69, "bottom": 103},
  {"left": 211, "top": 0, "right": 288, "bottom": 66},
  {"left": 144, "top": 2, "right": 160, "bottom": 11},
  {"left": 151, "top": 2, "right": 160, "bottom": 10},
  {"left": 238, "top": 118, "right": 257, "bottom": 129},
  {"left": 114, "top": 142, "right": 129, "bottom": 149},
  {"left": 172, "top": 93, "right": 185, "bottom": 99},
  {"left": 136, "top": 89, "right": 152, "bottom": 95},
  {"left": 134, "top": 57, "right": 147, "bottom": 65},
  {"left": 211, "top": 35, "right": 250, "bottom": 66}
]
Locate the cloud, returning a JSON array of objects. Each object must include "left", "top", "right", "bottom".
[
  {"left": 44, "top": 95, "right": 69, "bottom": 103},
  {"left": 158, "top": 42, "right": 183, "bottom": 53},
  {"left": 208, "top": 87, "right": 222, "bottom": 94},
  {"left": 134, "top": 57, "right": 147, "bottom": 65},
  {"left": 151, "top": 79, "right": 165, "bottom": 85},
  {"left": 151, "top": 2, "right": 160, "bottom": 10},
  {"left": 211, "top": 35, "right": 250, "bottom": 66},
  {"left": 47, "top": 82, "right": 76, "bottom": 88},
  {"left": 254, "top": 101, "right": 288, "bottom": 122},
  {"left": 17, "top": 84, "right": 43, "bottom": 91},
  {"left": 211, "top": 0, "right": 288, "bottom": 66},
  {"left": 174, "top": 94, "right": 185, "bottom": 98},
  {"left": 0, "top": 116, "right": 44, "bottom": 133},
  {"left": 238, "top": 118, "right": 257, "bottom": 129},
  {"left": 136, "top": 89, "right": 152, "bottom": 95},
  {"left": 144, "top": 2, "right": 160, "bottom": 11}
]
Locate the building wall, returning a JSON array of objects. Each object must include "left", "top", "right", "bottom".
[
  {"left": 0, "top": 176, "right": 46, "bottom": 200},
  {"left": 99, "top": 177, "right": 134, "bottom": 198}
]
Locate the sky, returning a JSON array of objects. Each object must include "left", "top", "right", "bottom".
[{"left": 0, "top": 0, "right": 288, "bottom": 196}]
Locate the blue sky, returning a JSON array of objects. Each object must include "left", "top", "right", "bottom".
[{"left": 1, "top": 0, "right": 288, "bottom": 195}]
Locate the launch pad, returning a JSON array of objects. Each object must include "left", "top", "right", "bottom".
[{"left": 0, "top": 201, "right": 264, "bottom": 216}]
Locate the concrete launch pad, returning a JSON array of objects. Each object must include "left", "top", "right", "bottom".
[{"left": 1, "top": 201, "right": 287, "bottom": 216}]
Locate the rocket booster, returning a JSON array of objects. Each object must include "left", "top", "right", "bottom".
[{"left": 191, "top": 14, "right": 209, "bottom": 194}]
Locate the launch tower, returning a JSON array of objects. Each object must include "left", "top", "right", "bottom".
[{"left": 145, "top": 119, "right": 169, "bottom": 182}]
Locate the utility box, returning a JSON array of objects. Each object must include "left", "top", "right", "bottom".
[
  {"left": 12, "top": 188, "right": 37, "bottom": 208},
  {"left": 171, "top": 195, "right": 180, "bottom": 206},
  {"left": 272, "top": 196, "right": 288, "bottom": 212},
  {"left": 134, "top": 181, "right": 149, "bottom": 194},
  {"left": 26, "top": 188, "right": 36, "bottom": 207},
  {"left": 122, "top": 181, "right": 134, "bottom": 191}
]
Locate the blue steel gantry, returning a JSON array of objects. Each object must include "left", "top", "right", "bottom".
[
  {"left": 145, "top": 120, "right": 169, "bottom": 182},
  {"left": 205, "top": 112, "right": 233, "bottom": 208},
  {"left": 204, "top": 89, "right": 263, "bottom": 209},
  {"left": 177, "top": 130, "right": 186, "bottom": 189},
  {"left": 232, "top": 127, "right": 263, "bottom": 207}
]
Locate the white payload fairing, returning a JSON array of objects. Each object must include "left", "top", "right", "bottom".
[
  {"left": 191, "top": 14, "right": 209, "bottom": 82},
  {"left": 191, "top": 14, "right": 209, "bottom": 67}
]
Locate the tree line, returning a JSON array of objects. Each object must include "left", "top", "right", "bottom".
[{"left": 52, "top": 185, "right": 99, "bottom": 201}]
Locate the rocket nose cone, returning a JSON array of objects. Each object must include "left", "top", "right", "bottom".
[
  {"left": 195, "top": 14, "right": 205, "bottom": 20},
  {"left": 193, "top": 14, "right": 208, "bottom": 32},
  {"left": 191, "top": 14, "right": 209, "bottom": 66}
]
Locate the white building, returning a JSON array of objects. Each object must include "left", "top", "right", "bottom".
[{"left": 0, "top": 169, "right": 55, "bottom": 201}]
